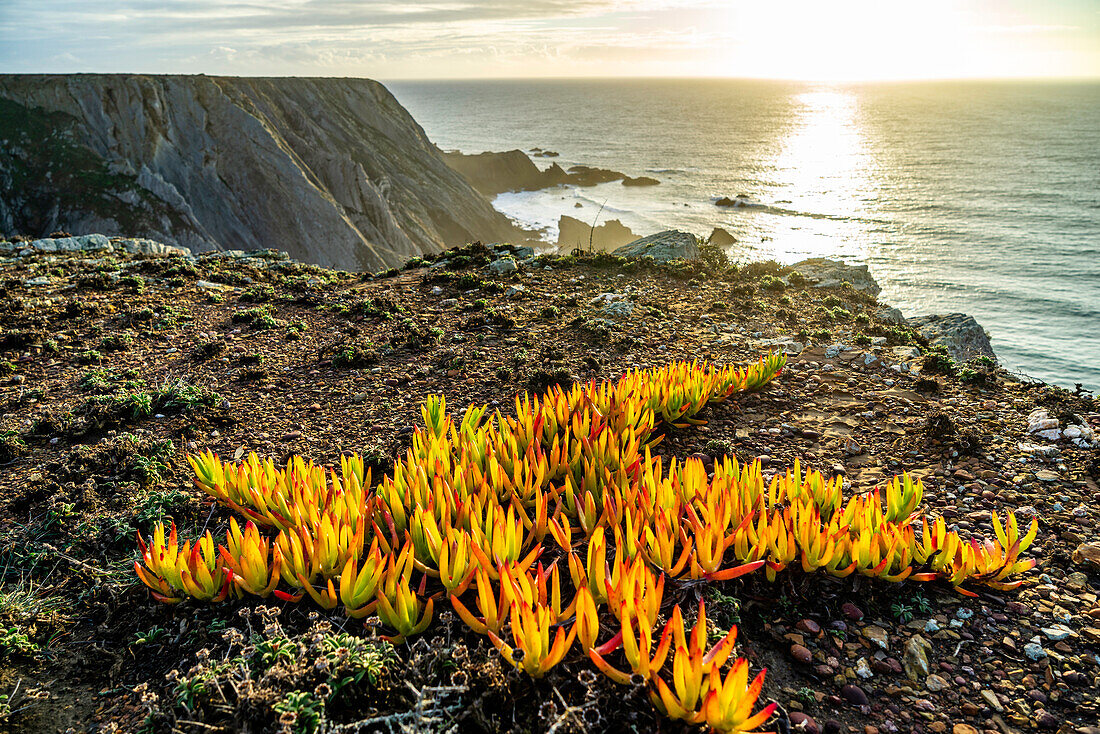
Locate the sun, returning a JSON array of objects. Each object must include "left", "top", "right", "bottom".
[{"left": 720, "top": 0, "right": 973, "bottom": 82}]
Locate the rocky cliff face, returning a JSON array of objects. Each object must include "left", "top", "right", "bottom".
[{"left": 0, "top": 75, "right": 521, "bottom": 270}]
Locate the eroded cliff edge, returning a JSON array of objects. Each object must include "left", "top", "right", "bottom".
[{"left": 0, "top": 74, "right": 522, "bottom": 270}]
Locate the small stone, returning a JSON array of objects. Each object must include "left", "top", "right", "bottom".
[
  {"left": 1034, "top": 469, "right": 1060, "bottom": 482},
  {"left": 1073, "top": 542, "right": 1100, "bottom": 571},
  {"left": 1035, "top": 712, "right": 1059, "bottom": 729},
  {"left": 903, "top": 635, "right": 932, "bottom": 682},
  {"left": 862, "top": 625, "right": 889, "bottom": 650},
  {"left": 855, "top": 658, "right": 873, "bottom": 679},
  {"left": 1040, "top": 624, "right": 1074, "bottom": 641},
  {"left": 488, "top": 257, "right": 518, "bottom": 274},
  {"left": 842, "top": 602, "right": 864, "bottom": 621},
  {"left": 841, "top": 684, "right": 869, "bottom": 706},
  {"left": 925, "top": 674, "right": 948, "bottom": 692},
  {"left": 790, "top": 712, "right": 820, "bottom": 734},
  {"left": 822, "top": 720, "right": 844, "bottom": 734},
  {"left": 791, "top": 644, "right": 813, "bottom": 664},
  {"left": 1023, "top": 642, "right": 1047, "bottom": 661},
  {"left": 1066, "top": 571, "right": 1088, "bottom": 590},
  {"left": 797, "top": 619, "right": 822, "bottom": 635},
  {"left": 980, "top": 690, "right": 1003, "bottom": 712},
  {"left": 953, "top": 725, "right": 979, "bottom": 734}
]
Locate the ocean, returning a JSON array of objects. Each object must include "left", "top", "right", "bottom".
[{"left": 388, "top": 79, "right": 1100, "bottom": 392}]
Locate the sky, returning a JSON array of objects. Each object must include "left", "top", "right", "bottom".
[{"left": 2, "top": 0, "right": 1099, "bottom": 81}]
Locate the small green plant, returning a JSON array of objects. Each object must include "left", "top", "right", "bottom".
[
  {"left": 274, "top": 691, "right": 324, "bottom": 734},
  {"left": 539, "top": 305, "right": 560, "bottom": 319},
  {"left": 759, "top": 274, "right": 785, "bottom": 292},
  {"left": 853, "top": 333, "right": 872, "bottom": 347},
  {"left": 100, "top": 333, "right": 134, "bottom": 352},
  {"left": 891, "top": 601, "right": 915, "bottom": 623},
  {"left": 921, "top": 345, "right": 957, "bottom": 376},
  {"left": 240, "top": 285, "right": 276, "bottom": 303},
  {"left": 0, "top": 626, "right": 37, "bottom": 657},
  {"left": 119, "top": 274, "right": 146, "bottom": 293},
  {"left": 131, "top": 626, "right": 168, "bottom": 647},
  {"left": 74, "top": 349, "right": 102, "bottom": 365},
  {"left": 794, "top": 687, "right": 816, "bottom": 706},
  {"left": 787, "top": 271, "right": 807, "bottom": 286},
  {"left": 332, "top": 343, "right": 379, "bottom": 368},
  {"left": 823, "top": 295, "right": 842, "bottom": 309}
]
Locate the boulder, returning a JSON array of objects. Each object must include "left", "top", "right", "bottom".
[
  {"left": 875, "top": 306, "right": 906, "bottom": 325},
  {"left": 614, "top": 230, "right": 699, "bottom": 262},
  {"left": 707, "top": 227, "right": 737, "bottom": 247},
  {"left": 789, "top": 258, "right": 881, "bottom": 296},
  {"left": 556, "top": 216, "right": 637, "bottom": 253},
  {"left": 621, "top": 175, "right": 659, "bottom": 187},
  {"left": 24, "top": 233, "right": 112, "bottom": 253},
  {"left": 114, "top": 237, "right": 193, "bottom": 257},
  {"left": 907, "top": 313, "right": 995, "bottom": 362}
]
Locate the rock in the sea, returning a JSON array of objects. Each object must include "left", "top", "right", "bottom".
[
  {"left": 907, "top": 313, "right": 995, "bottom": 362},
  {"left": 788, "top": 258, "right": 881, "bottom": 295},
  {"left": 707, "top": 227, "right": 737, "bottom": 247},
  {"left": 622, "top": 175, "right": 659, "bottom": 187},
  {"left": 442, "top": 149, "right": 571, "bottom": 195},
  {"left": 613, "top": 230, "right": 699, "bottom": 262},
  {"left": 556, "top": 215, "right": 637, "bottom": 252}
]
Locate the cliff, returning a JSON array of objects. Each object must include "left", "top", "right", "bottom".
[{"left": 0, "top": 74, "right": 522, "bottom": 270}]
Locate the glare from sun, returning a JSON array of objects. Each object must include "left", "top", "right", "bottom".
[{"left": 723, "top": 1, "right": 978, "bottom": 81}]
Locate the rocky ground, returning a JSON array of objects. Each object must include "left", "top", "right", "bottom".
[{"left": 0, "top": 234, "right": 1097, "bottom": 734}]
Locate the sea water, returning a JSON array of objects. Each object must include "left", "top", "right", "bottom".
[{"left": 390, "top": 79, "right": 1100, "bottom": 392}]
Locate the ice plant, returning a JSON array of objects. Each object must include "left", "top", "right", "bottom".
[
  {"left": 375, "top": 540, "right": 434, "bottom": 643},
  {"left": 488, "top": 601, "right": 577, "bottom": 678},
  {"left": 134, "top": 353, "right": 1044, "bottom": 733},
  {"left": 135, "top": 523, "right": 229, "bottom": 603}
]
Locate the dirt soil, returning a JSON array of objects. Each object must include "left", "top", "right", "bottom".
[{"left": 0, "top": 242, "right": 1097, "bottom": 734}]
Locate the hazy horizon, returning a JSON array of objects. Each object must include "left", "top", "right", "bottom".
[{"left": 3, "top": 1, "right": 1099, "bottom": 82}]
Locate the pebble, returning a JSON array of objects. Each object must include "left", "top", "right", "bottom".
[
  {"left": 1040, "top": 623, "right": 1074, "bottom": 641},
  {"left": 791, "top": 644, "right": 813, "bottom": 664},
  {"left": 979, "top": 690, "right": 1003, "bottom": 712},
  {"left": 855, "top": 658, "right": 873, "bottom": 679},
  {"left": 789, "top": 712, "right": 820, "bottom": 734},
  {"left": 862, "top": 625, "right": 889, "bottom": 650},
  {"left": 841, "top": 602, "right": 864, "bottom": 621},
  {"left": 925, "top": 674, "right": 948, "bottom": 692},
  {"left": 841, "top": 684, "right": 868, "bottom": 706},
  {"left": 1023, "top": 642, "right": 1047, "bottom": 660},
  {"left": 903, "top": 635, "right": 931, "bottom": 682},
  {"left": 952, "top": 725, "right": 979, "bottom": 734},
  {"left": 796, "top": 619, "right": 822, "bottom": 635}
]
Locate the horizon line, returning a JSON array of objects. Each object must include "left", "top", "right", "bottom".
[{"left": 4, "top": 71, "right": 1100, "bottom": 85}]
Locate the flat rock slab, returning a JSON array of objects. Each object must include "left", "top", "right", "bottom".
[
  {"left": 790, "top": 257, "right": 881, "bottom": 295},
  {"left": 613, "top": 229, "right": 699, "bottom": 262},
  {"left": 908, "top": 312, "right": 996, "bottom": 362}
]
